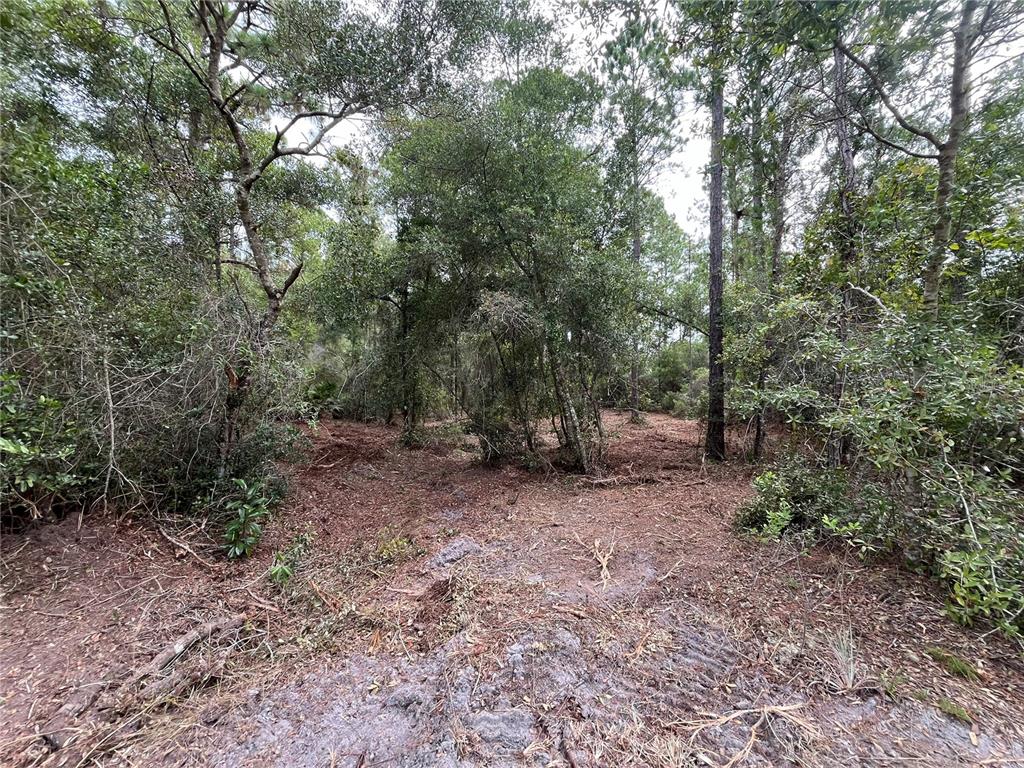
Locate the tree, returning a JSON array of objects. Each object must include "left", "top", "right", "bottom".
[
  {"left": 134, "top": 0, "right": 493, "bottom": 461},
  {"left": 598, "top": 2, "right": 683, "bottom": 417},
  {"left": 674, "top": 0, "right": 735, "bottom": 460},
  {"left": 365, "top": 52, "right": 633, "bottom": 470},
  {"left": 727, "top": 0, "right": 1024, "bottom": 635},
  {"left": 830, "top": 0, "right": 1024, "bottom": 318},
  {"left": 706, "top": 72, "right": 727, "bottom": 460}
]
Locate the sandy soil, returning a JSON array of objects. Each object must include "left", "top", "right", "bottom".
[{"left": 2, "top": 412, "right": 1023, "bottom": 767}]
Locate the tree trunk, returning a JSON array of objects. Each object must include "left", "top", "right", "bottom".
[
  {"left": 834, "top": 48, "right": 857, "bottom": 272},
  {"left": 192, "top": 4, "right": 304, "bottom": 470},
  {"left": 706, "top": 76, "right": 727, "bottom": 461},
  {"left": 398, "top": 280, "right": 418, "bottom": 442},
  {"left": 749, "top": 91, "right": 766, "bottom": 284},
  {"left": 548, "top": 338, "right": 589, "bottom": 472},
  {"left": 727, "top": 162, "right": 741, "bottom": 283},
  {"left": 629, "top": 229, "right": 642, "bottom": 419},
  {"left": 922, "top": 0, "right": 977, "bottom": 318},
  {"left": 629, "top": 127, "right": 643, "bottom": 420},
  {"left": 768, "top": 108, "right": 793, "bottom": 288},
  {"left": 826, "top": 46, "right": 858, "bottom": 468},
  {"left": 752, "top": 104, "right": 794, "bottom": 461}
]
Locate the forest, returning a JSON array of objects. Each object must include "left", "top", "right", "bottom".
[{"left": 2, "top": 0, "right": 1024, "bottom": 766}]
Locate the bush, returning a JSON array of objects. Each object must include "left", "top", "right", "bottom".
[
  {"left": 663, "top": 371, "right": 708, "bottom": 419},
  {"left": 652, "top": 340, "right": 707, "bottom": 415},
  {"left": 269, "top": 531, "right": 313, "bottom": 587},
  {"left": 737, "top": 458, "right": 855, "bottom": 539},
  {"left": 222, "top": 478, "right": 274, "bottom": 559},
  {"left": 466, "top": 409, "right": 521, "bottom": 465},
  {"left": 734, "top": 301, "right": 1024, "bottom": 638},
  {"left": 0, "top": 375, "right": 79, "bottom": 522}
]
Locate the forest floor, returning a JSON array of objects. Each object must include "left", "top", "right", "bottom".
[{"left": 3, "top": 412, "right": 1024, "bottom": 768}]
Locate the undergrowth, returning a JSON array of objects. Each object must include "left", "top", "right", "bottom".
[{"left": 738, "top": 452, "right": 1024, "bottom": 642}]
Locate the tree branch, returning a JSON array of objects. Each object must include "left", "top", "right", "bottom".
[
  {"left": 221, "top": 258, "right": 259, "bottom": 273},
  {"left": 834, "top": 38, "right": 943, "bottom": 149},
  {"left": 637, "top": 302, "right": 708, "bottom": 336}
]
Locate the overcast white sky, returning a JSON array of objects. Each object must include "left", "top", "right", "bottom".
[
  {"left": 653, "top": 106, "right": 710, "bottom": 239},
  {"left": 271, "top": 0, "right": 1024, "bottom": 246},
  {"left": 280, "top": 101, "right": 713, "bottom": 239}
]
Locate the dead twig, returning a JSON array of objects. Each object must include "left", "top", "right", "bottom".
[
  {"left": 575, "top": 533, "right": 615, "bottom": 589},
  {"left": 307, "top": 578, "right": 343, "bottom": 612},
  {"left": 657, "top": 556, "right": 689, "bottom": 583},
  {"left": 157, "top": 526, "right": 219, "bottom": 569},
  {"left": 583, "top": 473, "right": 657, "bottom": 487},
  {"left": 681, "top": 703, "right": 819, "bottom": 768},
  {"left": 559, "top": 724, "right": 581, "bottom": 768}
]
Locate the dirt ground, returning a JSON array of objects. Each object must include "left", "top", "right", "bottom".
[{"left": 2, "top": 412, "right": 1024, "bottom": 767}]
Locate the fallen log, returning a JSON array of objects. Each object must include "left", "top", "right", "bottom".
[
  {"left": 137, "top": 651, "right": 229, "bottom": 703},
  {"left": 38, "top": 682, "right": 107, "bottom": 751},
  {"left": 42, "top": 616, "right": 245, "bottom": 753}
]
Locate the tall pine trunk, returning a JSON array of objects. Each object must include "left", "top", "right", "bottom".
[
  {"left": 629, "top": 201, "right": 643, "bottom": 419},
  {"left": 629, "top": 127, "right": 643, "bottom": 420},
  {"left": 706, "top": 75, "right": 727, "bottom": 461},
  {"left": 752, "top": 103, "right": 794, "bottom": 460},
  {"left": 827, "top": 45, "right": 857, "bottom": 468}
]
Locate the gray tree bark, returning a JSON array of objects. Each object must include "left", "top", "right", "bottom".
[{"left": 922, "top": 0, "right": 977, "bottom": 318}]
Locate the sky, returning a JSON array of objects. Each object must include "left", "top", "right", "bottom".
[
  {"left": 654, "top": 107, "right": 711, "bottom": 239},
  {"left": 264, "top": 0, "right": 1024, "bottom": 248},
  {"left": 278, "top": 98, "right": 713, "bottom": 239}
]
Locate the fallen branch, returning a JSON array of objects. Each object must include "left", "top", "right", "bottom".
[
  {"left": 657, "top": 556, "right": 689, "bottom": 583},
  {"left": 575, "top": 533, "right": 615, "bottom": 588},
  {"left": 559, "top": 724, "right": 581, "bottom": 768},
  {"left": 38, "top": 681, "right": 110, "bottom": 751},
  {"left": 157, "top": 526, "right": 219, "bottom": 569},
  {"left": 307, "top": 578, "right": 343, "bottom": 611},
  {"left": 583, "top": 474, "right": 657, "bottom": 487},
  {"left": 42, "top": 616, "right": 244, "bottom": 752},
  {"left": 126, "top": 614, "right": 245, "bottom": 693},
  {"left": 137, "top": 650, "right": 229, "bottom": 703}
]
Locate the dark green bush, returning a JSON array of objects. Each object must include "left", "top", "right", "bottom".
[
  {"left": 736, "top": 457, "right": 855, "bottom": 538},
  {"left": 222, "top": 478, "right": 273, "bottom": 559}
]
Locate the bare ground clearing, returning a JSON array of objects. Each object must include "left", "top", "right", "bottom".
[{"left": 2, "top": 412, "right": 1023, "bottom": 767}]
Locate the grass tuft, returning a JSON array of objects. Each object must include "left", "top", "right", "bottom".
[
  {"left": 925, "top": 647, "right": 980, "bottom": 681},
  {"left": 936, "top": 697, "right": 972, "bottom": 724}
]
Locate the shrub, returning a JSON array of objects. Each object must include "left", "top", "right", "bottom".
[
  {"left": 733, "top": 300, "right": 1024, "bottom": 638},
  {"left": 652, "top": 340, "right": 708, "bottom": 415},
  {"left": 222, "top": 478, "right": 273, "bottom": 559},
  {"left": 665, "top": 374, "right": 708, "bottom": 419},
  {"left": 737, "top": 458, "right": 855, "bottom": 540},
  {"left": 0, "top": 375, "right": 79, "bottom": 522},
  {"left": 737, "top": 471, "right": 794, "bottom": 538},
  {"left": 269, "top": 531, "right": 313, "bottom": 587}
]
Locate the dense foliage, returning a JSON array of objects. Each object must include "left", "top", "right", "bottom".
[{"left": 2, "top": 0, "right": 1022, "bottom": 637}]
